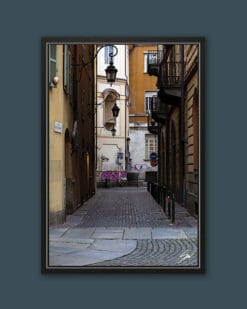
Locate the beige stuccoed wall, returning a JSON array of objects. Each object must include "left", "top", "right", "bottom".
[
  {"left": 49, "top": 45, "right": 73, "bottom": 217},
  {"left": 185, "top": 73, "right": 198, "bottom": 173},
  {"left": 96, "top": 79, "right": 127, "bottom": 171},
  {"left": 96, "top": 45, "right": 128, "bottom": 173}
]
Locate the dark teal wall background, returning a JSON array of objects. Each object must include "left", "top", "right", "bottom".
[{"left": 1, "top": 0, "right": 246, "bottom": 308}]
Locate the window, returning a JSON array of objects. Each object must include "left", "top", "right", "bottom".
[
  {"left": 104, "top": 45, "right": 113, "bottom": 64},
  {"left": 145, "top": 134, "right": 158, "bottom": 160},
  {"left": 63, "top": 45, "right": 72, "bottom": 95},
  {"left": 144, "top": 51, "right": 157, "bottom": 73},
  {"left": 145, "top": 91, "right": 157, "bottom": 113},
  {"left": 48, "top": 44, "right": 57, "bottom": 86}
]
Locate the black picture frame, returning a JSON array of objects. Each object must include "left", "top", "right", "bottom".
[{"left": 42, "top": 37, "right": 205, "bottom": 273}]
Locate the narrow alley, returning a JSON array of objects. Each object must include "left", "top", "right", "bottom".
[
  {"left": 44, "top": 40, "right": 203, "bottom": 271},
  {"left": 49, "top": 187, "right": 198, "bottom": 268}
]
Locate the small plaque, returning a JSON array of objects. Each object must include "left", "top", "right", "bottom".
[{"left": 54, "top": 121, "right": 63, "bottom": 133}]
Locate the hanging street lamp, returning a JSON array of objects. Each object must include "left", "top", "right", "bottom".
[
  {"left": 111, "top": 127, "right": 116, "bottom": 137},
  {"left": 105, "top": 45, "right": 118, "bottom": 86},
  {"left": 71, "top": 44, "right": 118, "bottom": 85},
  {"left": 112, "top": 102, "right": 120, "bottom": 118},
  {"left": 105, "top": 61, "right": 118, "bottom": 86}
]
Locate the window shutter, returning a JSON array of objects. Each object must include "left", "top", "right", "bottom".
[
  {"left": 49, "top": 45, "right": 57, "bottom": 86},
  {"left": 144, "top": 53, "right": 148, "bottom": 73},
  {"left": 144, "top": 91, "right": 158, "bottom": 113},
  {"left": 63, "top": 45, "right": 71, "bottom": 95}
]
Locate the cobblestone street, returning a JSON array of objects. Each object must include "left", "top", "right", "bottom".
[{"left": 49, "top": 187, "right": 199, "bottom": 268}]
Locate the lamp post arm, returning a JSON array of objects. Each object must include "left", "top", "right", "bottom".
[{"left": 77, "top": 44, "right": 118, "bottom": 67}]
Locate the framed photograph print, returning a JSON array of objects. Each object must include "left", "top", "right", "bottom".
[{"left": 42, "top": 37, "right": 205, "bottom": 272}]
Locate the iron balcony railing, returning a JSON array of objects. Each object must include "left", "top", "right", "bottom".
[
  {"left": 150, "top": 96, "right": 168, "bottom": 124},
  {"left": 158, "top": 61, "right": 183, "bottom": 88},
  {"left": 148, "top": 50, "right": 183, "bottom": 96},
  {"left": 147, "top": 50, "right": 164, "bottom": 76},
  {"left": 147, "top": 50, "right": 164, "bottom": 65},
  {"left": 147, "top": 113, "right": 158, "bottom": 135}
]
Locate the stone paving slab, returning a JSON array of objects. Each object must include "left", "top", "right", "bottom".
[
  {"left": 51, "top": 238, "right": 94, "bottom": 244},
  {"left": 62, "top": 228, "right": 96, "bottom": 239},
  {"left": 91, "top": 239, "right": 136, "bottom": 252},
  {"left": 151, "top": 228, "right": 188, "bottom": 239},
  {"left": 123, "top": 228, "right": 152, "bottom": 239},
  {"left": 49, "top": 227, "right": 69, "bottom": 239},
  {"left": 65, "top": 215, "right": 82, "bottom": 225},
  {"left": 50, "top": 241, "right": 92, "bottom": 250},
  {"left": 182, "top": 227, "right": 198, "bottom": 238},
  {"left": 49, "top": 239, "right": 137, "bottom": 266},
  {"left": 92, "top": 230, "right": 124, "bottom": 239}
]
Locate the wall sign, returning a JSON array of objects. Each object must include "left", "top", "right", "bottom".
[
  {"left": 54, "top": 121, "right": 63, "bottom": 133},
  {"left": 150, "top": 152, "right": 157, "bottom": 160}
]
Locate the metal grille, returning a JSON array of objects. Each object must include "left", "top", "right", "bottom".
[{"left": 159, "top": 61, "right": 183, "bottom": 88}]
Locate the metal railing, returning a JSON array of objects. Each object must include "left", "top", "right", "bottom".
[
  {"left": 150, "top": 96, "right": 168, "bottom": 123},
  {"left": 147, "top": 113, "right": 159, "bottom": 134},
  {"left": 147, "top": 182, "right": 175, "bottom": 223},
  {"left": 151, "top": 96, "right": 168, "bottom": 113},
  {"left": 158, "top": 61, "right": 183, "bottom": 88},
  {"left": 147, "top": 50, "right": 164, "bottom": 66},
  {"left": 147, "top": 50, "right": 164, "bottom": 76}
]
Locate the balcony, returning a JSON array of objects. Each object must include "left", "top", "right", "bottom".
[
  {"left": 155, "top": 61, "right": 183, "bottom": 107},
  {"left": 150, "top": 96, "right": 168, "bottom": 124},
  {"left": 147, "top": 114, "right": 158, "bottom": 135},
  {"left": 148, "top": 49, "right": 184, "bottom": 106},
  {"left": 147, "top": 50, "right": 163, "bottom": 76},
  {"left": 158, "top": 61, "right": 183, "bottom": 98}
]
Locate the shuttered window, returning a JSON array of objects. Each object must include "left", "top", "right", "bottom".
[
  {"left": 145, "top": 91, "right": 157, "bottom": 113},
  {"left": 63, "top": 45, "right": 72, "bottom": 95},
  {"left": 49, "top": 44, "right": 57, "bottom": 87}
]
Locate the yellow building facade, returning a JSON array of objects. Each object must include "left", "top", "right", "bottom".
[
  {"left": 48, "top": 44, "right": 95, "bottom": 225},
  {"left": 128, "top": 45, "right": 158, "bottom": 176},
  {"left": 129, "top": 45, "right": 157, "bottom": 123}
]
